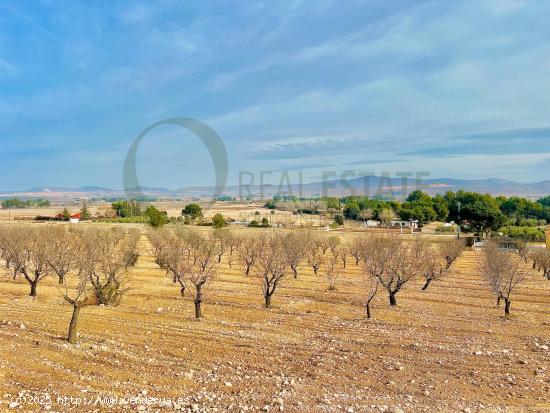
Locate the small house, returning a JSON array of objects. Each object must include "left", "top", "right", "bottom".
[
  {"left": 69, "top": 213, "right": 81, "bottom": 224},
  {"left": 364, "top": 220, "right": 380, "bottom": 228},
  {"left": 390, "top": 220, "right": 419, "bottom": 229}
]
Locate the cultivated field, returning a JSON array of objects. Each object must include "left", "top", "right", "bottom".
[{"left": 1, "top": 228, "right": 549, "bottom": 413}]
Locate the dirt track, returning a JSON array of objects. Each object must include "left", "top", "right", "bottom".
[{"left": 1, "top": 235, "right": 549, "bottom": 412}]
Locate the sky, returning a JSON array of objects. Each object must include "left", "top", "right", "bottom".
[{"left": 1, "top": 0, "right": 550, "bottom": 190}]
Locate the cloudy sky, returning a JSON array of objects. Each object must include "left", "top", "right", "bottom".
[{"left": 1, "top": 0, "right": 550, "bottom": 190}]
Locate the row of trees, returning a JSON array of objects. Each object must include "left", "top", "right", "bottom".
[
  {"left": 111, "top": 200, "right": 168, "bottom": 227},
  {"left": 150, "top": 227, "right": 547, "bottom": 318},
  {"left": 148, "top": 228, "right": 470, "bottom": 319},
  {"left": 0, "top": 225, "right": 139, "bottom": 343},
  {"left": 1, "top": 198, "right": 51, "bottom": 209},
  {"left": 2, "top": 224, "right": 543, "bottom": 342},
  {"left": 267, "top": 190, "right": 550, "bottom": 235}
]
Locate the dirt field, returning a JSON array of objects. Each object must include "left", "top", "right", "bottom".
[
  {"left": 0, "top": 201, "right": 338, "bottom": 228},
  {"left": 1, "top": 229, "right": 549, "bottom": 412}
]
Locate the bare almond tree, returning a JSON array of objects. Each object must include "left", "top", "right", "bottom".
[
  {"left": 58, "top": 229, "right": 97, "bottom": 344},
  {"left": 420, "top": 246, "right": 445, "bottom": 291},
  {"left": 348, "top": 237, "right": 364, "bottom": 266},
  {"left": 284, "top": 232, "right": 307, "bottom": 278},
  {"left": 152, "top": 229, "right": 220, "bottom": 318},
  {"left": 515, "top": 240, "right": 530, "bottom": 263},
  {"left": 362, "top": 234, "right": 427, "bottom": 306},
  {"left": 186, "top": 233, "right": 220, "bottom": 319},
  {"left": 19, "top": 227, "right": 51, "bottom": 297},
  {"left": 225, "top": 231, "right": 242, "bottom": 268},
  {"left": 150, "top": 228, "right": 188, "bottom": 296},
  {"left": 324, "top": 250, "right": 340, "bottom": 291},
  {"left": 338, "top": 244, "right": 348, "bottom": 269},
  {"left": 213, "top": 228, "right": 230, "bottom": 263},
  {"left": 532, "top": 248, "right": 550, "bottom": 280},
  {"left": 420, "top": 239, "right": 465, "bottom": 290},
  {"left": 254, "top": 232, "right": 289, "bottom": 308},
  {"left": 121, "top": 229, "right": 141, "bottom": 268},
  {"left": 0, "top": 225, "right": 28, "bottom": 279},
  {"left": 86, "top": 228, "right": 138, "bottom": 306},
  {"left": 45, "top": 226, "right": 76, "bottom": 284},
  {"left": 148, "top": 228, "right": 170, "bottom": 270},
  {"left": 479, "top": 240, "right": 527, "bottom": 316},
  {"left": 327, "top": 236, "right": 340, "bottom": 255},
  {"left": 317, "top": 237, "right": 331, "bottom": 255},
  {"left": 238, "top": 234, "right": 264, "bottom": 276},
  {"left": 363, "top": 275, "right": 379, "bottom": 319},
  {"left": 306, "top": 243, "right": 323, "bottom": 275},
  {"left": 440, "top": 238, "right": 466, "bottom": 270}
]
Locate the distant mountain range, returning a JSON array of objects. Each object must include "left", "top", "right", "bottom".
[{"left": 1, "top": 176, "right": 550, "bottom": 200}]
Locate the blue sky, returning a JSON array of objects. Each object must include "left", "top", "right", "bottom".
[{"left": 1, "top": 0, "right": 550, "bottom": 190}]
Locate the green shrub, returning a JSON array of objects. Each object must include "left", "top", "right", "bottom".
[
  {"left": 212, "top": 213, "right": 226, "bottom": 229},
  {"left": 499, "top": 226, "right": 546, "bottom": 242},
  {"left": 435, "top": 224, "right": 456, "bottom": 233}
]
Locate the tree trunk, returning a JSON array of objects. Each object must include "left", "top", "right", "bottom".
[
  {"left": 292, "top": 266, "right": 298, "bottom": 279},
  {"left": 194, "top": 300, "right": 202, "bottom": 319},
  {"left": 497, "top": 295, "right": 501, "bottom": 306},
  {"left": 245, "top": 264, "right": 251, "bottom": 276},
  {"left": 421, "top": 278, "right": 432, "bottom": 291},
  {"left": 67, "top": 304, "right": 80, "bottom": 344},
  {"left": 29, "top": 281, "right": 38, "bottom": 297},
  {"left": 389, "top": 292, "right": 397, "bottom": 306},
  {"left": 366, "top": 303, "right": 371, "bottom": 319},
  {"left": 313, "top": 266, "right": 318, "bottom": 275},
  {"left": 194, "top": 286, "right": 202, "bottom": 319},
  {"left": 58, "top": 275, "right": 64, "bottom": 285},
  {"left": 355, "top": 257, "right": 359, "bottom": 266},
  {"left": 504, "top": 298, "right": 511, "bottom": 316},
  {"left": 265, "top": 294, "right": 271, "bottom": 308}
]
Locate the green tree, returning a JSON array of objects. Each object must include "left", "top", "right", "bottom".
[
  {"left": 323, "top": 197, "right": 340, "bottom": 209},
  {"left": 212, "top": 213, "right": 226, "bottom": 229},
  {"left": 182, "top": 203, "right": 203, "bottom": 221},
  {"left": 145, "top": 205, "right": 168, "bottom": 228},
  {"left": 538, "top": 196, "right": 550, "bottom": 207},
  {"left": 62, "top": 208, "right": 71, "bottom": 221},
  {"left": 406, "top": 190, "right": 431, "bottom": 203},
  {"left": 80, "top": 202, "right": 91, "bottom": 220},
  {"left": 432, "top": 195, "right": 449, "bottom": 221},
  {"left": 112, "top": 200, "right": 141, "bottom": 218}
]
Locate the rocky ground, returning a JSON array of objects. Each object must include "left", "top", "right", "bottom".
[{"left": 1, "top": 235, "right": 549, "bottom": 412}]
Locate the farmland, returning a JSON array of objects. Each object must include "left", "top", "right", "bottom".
[{"left": 1, "top": 226, "right": 549, "bottom": 412}]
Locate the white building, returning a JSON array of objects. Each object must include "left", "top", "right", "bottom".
[
  {"left": 390, "top": 220, "right": 419, "bottom": 229},
  {"left": 363, "top": 220, "right": 381, "bottom": 228}
]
